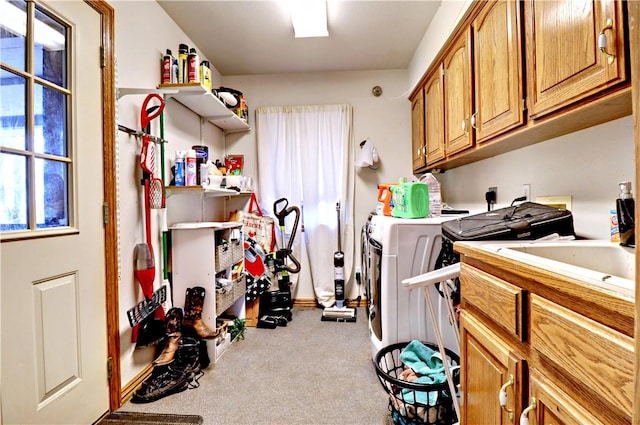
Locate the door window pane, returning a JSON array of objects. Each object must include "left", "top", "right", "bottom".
[
  {"left": 35, "top": 83, "right": 67, "bottom": 156},
  {"left": 34, "top": 4, "right": 66, "bottom": 87},
  {"left": 0, "top": 69, "right": 26, "bottom": 150},
  {"left": 0, "top": 0, "right": 27, "bottom": 71},
  {"left": 0, "top": 152, "right": 28, "bottom": 231},
  {"left": 0, "top": 1, "right": 71, "bottom": 235},
  {"left": 35, "top": 158, "right": 68, "bottom": 228}
]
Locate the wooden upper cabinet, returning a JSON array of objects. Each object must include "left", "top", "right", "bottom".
[
  {"left": 410, "top": 88, "right": 426, "bottom": 172},
  {"left": 525, "top": 0, "right": 627, "bottom": 119},
  {"left": 424, "top": 66, "right": 445, "bottom": 165},
  {"left": 444, "top": 27, "right": 474, "bottom": 156},
  {"left": 473, "top": 0, "right": 525, "bottom": 143}
]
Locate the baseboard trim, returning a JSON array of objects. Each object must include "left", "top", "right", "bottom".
[
  {"left": 293, "top": 298, "right": 367, "bottom": 308},
  {"left": 120, "top": 363, "right": 153, "bottom": 404}
]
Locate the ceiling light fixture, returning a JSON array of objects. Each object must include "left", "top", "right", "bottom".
[{"left": 288, "top": 0, "right": 328, "bottom": 38}]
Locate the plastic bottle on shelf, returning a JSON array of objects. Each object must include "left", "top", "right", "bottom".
[
  {"left": 187, "top": 48, "right": 200, "bottom": 83},
  {"left": 421, "top": 172, "right": 442, "bottom": 217},
  {"left": 185, "top": 149, "right": 197, "bottom": 186},
  {"left": 174, "top": 150, "right": 185, "bottom": 186},
  {"left": 178, "top": 43, "right": 189, "bottom": 84},
  {"left": 161, "top": 49, "right": 174, "bottom": 84}
]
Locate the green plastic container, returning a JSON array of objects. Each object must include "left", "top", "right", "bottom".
[{"left": 391, "top": 181, "right": 429, "bottom": 218}]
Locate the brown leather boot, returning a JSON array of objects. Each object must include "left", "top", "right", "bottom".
[
  {"left": 153, "top": 307, "right": 183, "bottom": 366},
  {"left": 183, "top": 287, "right": 219, "bottom": 339}
]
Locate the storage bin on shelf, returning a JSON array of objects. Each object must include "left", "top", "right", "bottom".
[
  {"left": 374, "top": 341, "right": 460, "bottom": 425},
  {"left": 215, "top": 238, "right": 243, "bottom": 272},
  {"left": 215, "top": 276, "right": 246, "bottom": 314},
  {"left": 230, "top": 238, "right": 243, "bottom": 263}
]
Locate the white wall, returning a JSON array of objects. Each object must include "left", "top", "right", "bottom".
[
  {"left": 408, "top": 0, "right": 473, "bottom": 92},
  {"left": 223, "top": 70, "right": 414, "bottom": 300},
  {"left": 439, "top": 116, "right": 635, "bottom": 239},
  {"left": 112, "top": 0, "right": 227, "bottom": 387}
]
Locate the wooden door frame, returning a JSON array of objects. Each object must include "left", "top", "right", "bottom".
[
  {"left": 84, "top": 0, "right": 120, "bottom": 413},
  {"left": 631, "top": 1, "right": 640, "bottom": 423}
]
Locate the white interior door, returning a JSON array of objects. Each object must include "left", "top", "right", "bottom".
[{"left": 1, "top": 1, "right": 109, "bottom": 423}]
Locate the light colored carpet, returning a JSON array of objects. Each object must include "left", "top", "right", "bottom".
[{"left": 120, "top": 306, "right": 392, "bottom": 425}]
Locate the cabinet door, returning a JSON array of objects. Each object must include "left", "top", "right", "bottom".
[
  {"left": 473, "top": 0, "right": 525, "bottom": 143},
  {"left": 530, "top": 295, "right": 633, "bottom": 423},
  {"left": 525, "top": 0, "right": 627, "bottom": 119},
  {"left": 424, "top": 66, "right": 445, "bottom": 165},
  {"left": 444, "top": 27, "right": 474, "bottom": 155},
  {"left": 460, "top": 310, "right": 525, "bottom": 425},
  {"left": 524, "top": 370, "right": 607, "bottom": 425},
  {"left": 411, "top": 88, "right": 426, "bottom": 172}
]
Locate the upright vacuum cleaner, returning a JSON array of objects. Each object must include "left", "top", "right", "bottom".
[
  {"left": 257, "top": 198, "right": 301, "bottom": 328},
  {"left": 322, "top": 202, "right": 357, "bottom": 322}
]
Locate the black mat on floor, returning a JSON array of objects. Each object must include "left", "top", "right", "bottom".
[{"left": 99, "top": 412, "right": 203, "bottom": 424}]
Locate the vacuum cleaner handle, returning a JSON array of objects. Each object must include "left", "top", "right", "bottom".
[
  {"left": 283, "top": 205, "right": 301, "bottom": 273},
  {"left": 274, "top": 198, "right": 289, "bottom": 226}
]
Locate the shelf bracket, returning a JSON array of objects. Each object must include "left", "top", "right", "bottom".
[{"left": 117, "top": 87, "right": 178, "bottom": 100}]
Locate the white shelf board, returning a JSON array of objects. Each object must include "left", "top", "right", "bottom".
[
  {"left": 165, "top": 185, "right": 251, "bottom": 199},
  {"left": 158, "top": 83, "right": 250, "bottom": 132}
]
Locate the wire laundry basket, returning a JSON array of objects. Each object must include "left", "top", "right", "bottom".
[{"left": 374, "top": 341, "right": 460, "bottom": 425}]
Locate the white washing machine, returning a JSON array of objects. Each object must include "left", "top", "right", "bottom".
[{"left": 366, "top": 214, "right": 462, "bottom": 359}]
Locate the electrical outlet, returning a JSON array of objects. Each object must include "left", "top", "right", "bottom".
[
  {"left": 488, "top": 187, "right": 497, "bottom": 204},
  {"left": 522, "top": 184, "right": 531, "bottom": 201}
]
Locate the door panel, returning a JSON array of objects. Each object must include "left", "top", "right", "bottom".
[
  {"left": 425, "top": 67, "right": 445, "bottom": 164},
  {"left": 1, "top": 1, "right": 109, "bottom": 423},
  {"left": 525, "top": 0, "right": 627, "bottom": 118},
  {"left": 444, "top": 28, "right": 473, "bottom": 155},
  {"left": 473, "top": 0, "right": 524, "bottom": 142}
]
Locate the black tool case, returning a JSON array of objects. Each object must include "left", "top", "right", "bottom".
[
  {"left": 434, "top": 202, "right": 575, "bottom": 309},
  {"left": 441, "top": 202, "right": 575, "bottom": 242}
]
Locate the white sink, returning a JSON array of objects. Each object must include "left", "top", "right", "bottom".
[{"left": 482, "top": 240, "right": 635, "bottom": 295}]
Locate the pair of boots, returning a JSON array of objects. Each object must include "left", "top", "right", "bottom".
[
  {"left": 153, "top": 287, "right": 218, "bottom": 367},
  {"left": 132, "top": 287, "right": 218, "bottom": 403},
  {"left": 131, "top": 335, "right": 201, "bottom": 403}
]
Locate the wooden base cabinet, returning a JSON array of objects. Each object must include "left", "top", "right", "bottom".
[
  {"left": 526, "top": 370, "right": 607, "bottom": 425},
  {"left": 457, "top": 244, "right": 634, "bottom": 425},
  {"left": 460, "top": 311, "right": 525, "bottom": 425}
]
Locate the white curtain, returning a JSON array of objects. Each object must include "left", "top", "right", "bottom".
[{"left": 256, "top": 104, "right": 354, "bottom": 307}]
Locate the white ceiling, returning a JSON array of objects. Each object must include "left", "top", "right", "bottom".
[{"left": 156, "top": 0, "right": 442, "bottom": 76}]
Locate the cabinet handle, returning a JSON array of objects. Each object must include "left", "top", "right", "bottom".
[
  {"left": 422, "top": 146, "right": 427, "bottom": 155},
  {"left": 498, "top": 374, "right": 514, "bottom": 420},
  {"left": 470, "top": 112, "right": 477, "bottom": 129},
  {"left": 598, "top": 18, "right": 616, "bottom": 64},
  {"left": 519, "top": 397, "right": 536, "bottom": 425}
]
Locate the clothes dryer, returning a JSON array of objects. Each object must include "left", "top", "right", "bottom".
[{"left": 366, "top": 214, "right": 461, "bottom": 359}]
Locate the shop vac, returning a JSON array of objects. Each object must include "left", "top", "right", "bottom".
[{"left": 322, "top": 202, "right": 357, "bottom": 322}]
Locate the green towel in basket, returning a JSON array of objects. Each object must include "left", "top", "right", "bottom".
[{"left": 398, "top": 340, "right": 457, "bottom": 406}]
